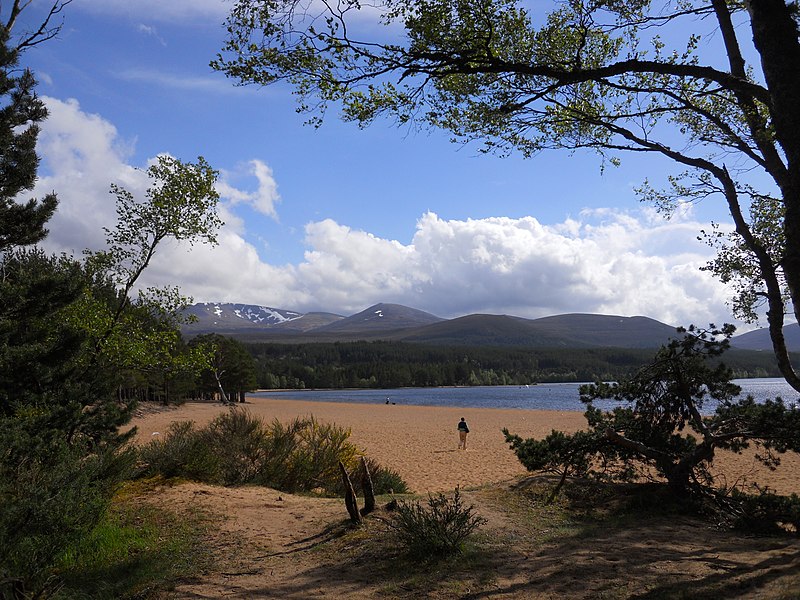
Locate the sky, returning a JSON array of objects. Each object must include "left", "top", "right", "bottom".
[{"left": 10, "top": 0, "right": 758, "bottom": 329}]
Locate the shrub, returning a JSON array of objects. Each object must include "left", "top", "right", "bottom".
[
  {"left": 356, "top": 456, "right": 409, "bottom": 495},
  {"left": 202, "top": 409, "right": 268, "bottom": 485},
  {"left": 256, "top": 416, "right": 359, "bottom": 494},
  {"left": 724, "top": 489, "right": 800, "bottom": 535},
  {"left": 253, "top": 417, "right": 306, "bottom": 491},
  {"left": 135, "top": 412, "right": 410, "bottom": 497},
  {"left": 371, "top": 465, "right": 408, "bottom": 495},
  {"left": 0, "top": 430, "right": 133, "bottom": 599},
  {"left": 389, "top": 488, "right": 486, "bottom": 558},
  {"left": 136, "top": 421, "right": 219, "bottom": 482}
]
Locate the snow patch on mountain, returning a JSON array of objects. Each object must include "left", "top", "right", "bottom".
[{"left": 192, "top": 302, "right": 303, "bottom": 327}]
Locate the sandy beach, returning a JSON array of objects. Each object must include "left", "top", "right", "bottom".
[{"left": 130, "top": 394, "right": 800, "bottom": 495}]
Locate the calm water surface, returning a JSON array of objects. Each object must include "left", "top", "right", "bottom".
[{"left": 251, "top": 378, "right": 799, "bottom": 414}]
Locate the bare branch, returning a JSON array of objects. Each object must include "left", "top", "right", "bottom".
[{"left": 4, "top": 0, "right": 73, "bottom": 52}]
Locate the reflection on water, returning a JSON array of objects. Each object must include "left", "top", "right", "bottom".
[{"left": 251, "top": 378, "right": 799, "bottom": 413}]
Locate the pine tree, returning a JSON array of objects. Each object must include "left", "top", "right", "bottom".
[{"left": 0, "top": 26, "right": 56, "bottom": 250}]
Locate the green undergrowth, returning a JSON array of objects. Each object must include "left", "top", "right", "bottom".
[
  {"left": 136, "top": 408, "right": 408, "bottom": 496},
  {"left": 53, "top": 479, "right": 210, "bottom": 599},
  {"left": 312, "top": 510, "right": 497, "bottom": 598}
]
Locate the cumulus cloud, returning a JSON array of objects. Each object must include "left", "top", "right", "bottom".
[
  {"left": 33, "top": 96, "right": 265, "bottom": 260},
  {"left": 34, "top": 97, "right": 140, "bottom": 252},
  {"left": 32, "top": 96, "right": 739, "bottom": 329},
  {"left": 284, "top": 212, "right": 730, "bottom": 327}
]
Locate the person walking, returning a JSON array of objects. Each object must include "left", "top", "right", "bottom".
[{"left": 457, "top": 417, "right": 469, "bottom": 450}]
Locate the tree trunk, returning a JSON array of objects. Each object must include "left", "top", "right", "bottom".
[
  {"left": 747, "top": 0, "right": 800, "bottom": 344},
  {"left": 548, "top": 467, "right": 570, "bottom": 503},
  {"left": 360, "top": 457, "right": 375, "bottom": 515},
  {"left": 665, "top": 469, "right": 692, "bottom": 498},
  {"left": 213, "top": 369, "right": 229, "bottom": 404},
  {"left": 338, "top": 461, "right": 361, "bottom": 523}
]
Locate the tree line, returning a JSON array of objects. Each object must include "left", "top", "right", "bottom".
[{"left": 243, "top": 340, "right": 790, "bottom": 389}]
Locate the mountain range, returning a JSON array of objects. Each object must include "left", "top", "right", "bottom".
[{"left": 180, "top": 301, "right": 798, "bottom": 350}]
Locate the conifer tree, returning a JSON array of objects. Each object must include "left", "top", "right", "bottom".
[{"left": 0, "top": 26, "right": 55, "bottom": 250}]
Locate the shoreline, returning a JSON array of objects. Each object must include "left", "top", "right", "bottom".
[{"left": 129, "top": 395, "right": 800, "bottom": 495}]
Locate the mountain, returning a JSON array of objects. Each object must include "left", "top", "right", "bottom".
[
  {"left": 395, "top": 314, "right": 569, "bottom": 347},
  {"left": 731, "top": 323, "right": 800, "bottom": 352},
  {"left": 525, "top": 314, "right": 680, "bottom": 348},
  {"left": 181, "top": 302, "right": 679, "bottom": 349},
  {"left": 182, "top": 303, "right": 342, "bottom": 335},
  {"left": 272, "top": 312, "right": 346, "bottom": 332},
  {"left": 314, "top": 303, "right": 444, "bottom": 333},
  {"left": 395, "top": 313, "right": 678, "bottom": 348}
]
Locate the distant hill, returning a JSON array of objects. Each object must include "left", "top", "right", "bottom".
[
  {"left": 314, "top": 303, "right": 444, "bottom": 333},
  {"left": 182, "top": 301, "right": 681, "bottom": 349},
  {"left": 526, "top": 314, "right": 680, "bottom": 348},
  {"left": 395, "top": 314, "right": 571, "bottom": 347},
  {"left": 272, "top": 312, "right": 345, "bottom": 332},
  {"left": 182, "top": 303, "right": 341, "bottom": 335},
  {"left": 731, "top": 323, "right": 800, "bottom": 352},
  {"left": 395, "top": 313, "right": 678, "bottom": 348}
]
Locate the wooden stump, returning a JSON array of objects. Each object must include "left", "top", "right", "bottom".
[
  {"left": 360, "top": 456, "right": 376, "bottom": 515},
  {"left": 339, "top": 461, "right": 361, "bottom": 523}
]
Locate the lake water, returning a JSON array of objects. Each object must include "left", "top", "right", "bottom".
[{"left": 251, "top": 378, "right": 799, "bottom": 414}]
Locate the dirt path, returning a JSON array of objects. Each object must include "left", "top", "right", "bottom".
[
  {"left": 143, "top": 482, "right": 357, "bottom": 598},
  {"left": 139, "top": 480, "right": 800, "bottom": 599}
]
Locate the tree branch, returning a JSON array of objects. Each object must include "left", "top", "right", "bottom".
[{"left": 4, "top": 1, "right": 73, "bottom": 52}]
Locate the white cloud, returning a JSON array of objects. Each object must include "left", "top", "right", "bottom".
[
  {"left": 217, "top": 160, "right": 281, "bottom": 219},
  {"left": 76, "top": 0, "right": 228, "bottom": 23},
  {"left": 136, "top": 23, "right": 166, "bottom": 46},
  {"left": 32, "top": 96, "right": 741, "bottom": 329},
  {"left": 115, "top": 68, "right": 245, "bottom": 95},
  {"left": 33, "top": 96, "right": 271, "bottom": 258},
  {"left": 75, "top": 0, "right": 397, "bottom": 33},
  {"left": 34, "top": 97, "right": 141, "bottom": 252}
]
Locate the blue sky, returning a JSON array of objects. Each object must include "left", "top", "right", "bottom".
[{"left": 13, "top": 1, "right": 751, "bottom": 328}]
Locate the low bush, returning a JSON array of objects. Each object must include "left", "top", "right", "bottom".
[
  {"left": 136, "top": 409, "right": 409, "bottom": 497},
  {"left": 0, "top": 431, "right": 134, "bottom": 600},
  {"left": 136, "top": 421, "right": 219, "bottom": 482},
  {"left": 253, "top": 416, "right": 358, "bottom": 493},
  {"left": 389, "top": 488, "right": 486, "bottom": 559},
  {"left": 202, "top": 409, "right": 268, "bottom": 485},
  {"left": 723, "top": 489, "right": 800, "bottom": 535},
  {"left": 358, "top": 455, "right": 409, "bottom": 495}
]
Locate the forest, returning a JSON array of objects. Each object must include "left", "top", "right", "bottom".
[{"left": 243, "top": 340, "right": 790, "bottom": 390}]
